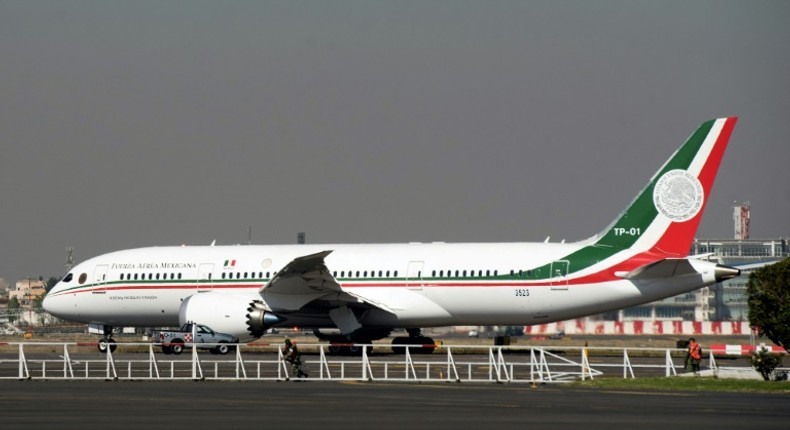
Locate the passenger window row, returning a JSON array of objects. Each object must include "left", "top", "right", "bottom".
[
  {"left": 120, "top": 273, "right": 183, "bottom": 281},
  {"left": 221, "top": 272, "right": 271, "bottom": 280},
  {"left": 332, "top": 270, "right": 399, "bottom": 279},
  {"left": 430, "top": 270, "right": 501, "bottom": 278},
  {"left": 116, "top": 268, "right": 536, "bottom": 282},
  {"left": 328, "top": 269, "right": 537, "bottom": 279}
]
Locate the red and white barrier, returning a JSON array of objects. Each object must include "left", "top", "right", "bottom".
[
  {"left": 709, "top": 344, "right": 787, "bottom": 356},
  {"left": 524, "top": 320, "right": 753, "bottom": 336}
]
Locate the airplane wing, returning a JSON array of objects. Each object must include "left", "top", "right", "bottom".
[{"left": 260, "top": 250, "right": 393, "bottom": 312}]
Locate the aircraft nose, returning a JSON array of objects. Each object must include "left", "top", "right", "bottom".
[{"left": 43, "top": 292, "right": 72, "bottom": 319}]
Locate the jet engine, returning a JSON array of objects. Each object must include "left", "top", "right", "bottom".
[{"left": 178, "top": 292, "right": 284, "bottom": 342}]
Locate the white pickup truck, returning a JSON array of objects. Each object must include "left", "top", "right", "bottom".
[{"left": 151, "top": 323, "right": 239, "bottom": 355}]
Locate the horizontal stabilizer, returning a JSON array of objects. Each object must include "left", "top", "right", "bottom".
[{"left": 617, "top": 258, "right": 698, "bottom": 280}]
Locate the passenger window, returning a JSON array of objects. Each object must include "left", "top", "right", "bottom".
[
  {"left": 79, "top": 273, "right": 87, "bottom": 284},
  {"left": 134, "top": 274, "right": 138, "bottom": 280},
  {"left": 178, "top": 273, "right": 182, "bottom": 280}
]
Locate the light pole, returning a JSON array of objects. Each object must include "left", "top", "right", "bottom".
[{"left": 26, "top": 277, "right": 31, "bottom": 324}]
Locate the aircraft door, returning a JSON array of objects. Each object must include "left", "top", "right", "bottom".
[
  {"left": 197, "top": 263, "right": 215, "bottom": 293},
  {"left": 549, "top": 260, "right": 569, "bottom": 291},
  {"left": 92, "top": 265, "right": 109, "bottom": 294},
  {"left": 406, "top": 261, "right": 424, "bottom": 290}
]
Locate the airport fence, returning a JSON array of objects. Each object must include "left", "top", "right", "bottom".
[{"left": 0, "top": 341, "right": 775, "bottom": 383}]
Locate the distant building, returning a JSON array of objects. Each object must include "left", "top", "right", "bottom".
[
  {"left": 733, "top": 202, "right": 751, "bottom": 240},
  {"left": 8, "top": 278, "right": 47, "bottom": 306}
]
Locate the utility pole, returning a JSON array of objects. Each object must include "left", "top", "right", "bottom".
[{"left": 65, "top": 246, "right": 75, "bottom": 274}]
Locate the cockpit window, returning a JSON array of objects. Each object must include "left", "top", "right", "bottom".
[
  {"left": 62, "top": 273, "right": 74, "bottom": 283},
  {"left": 78, "top": 273, "right": 87, "bottom": 284}
]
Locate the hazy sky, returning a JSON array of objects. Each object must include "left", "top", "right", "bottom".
[{"left": 1, "top": 1, "right": 788, "bottom": 283}]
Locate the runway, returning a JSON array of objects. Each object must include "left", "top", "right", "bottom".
[{"left": 0, "top": 380, "right": 786, "bottom": 430}]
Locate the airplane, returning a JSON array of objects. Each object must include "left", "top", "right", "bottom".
[{"left": 44, "top": 117, "right": 741, "bottom": 354}]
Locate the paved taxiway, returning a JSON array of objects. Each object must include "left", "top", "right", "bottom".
[{"left": 1, "top": 380, "right": 786, "bottom": 430}]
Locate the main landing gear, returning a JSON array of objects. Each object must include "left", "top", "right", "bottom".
[
  {"left": 390, "top": 328, "right": 436, "bottom": 355},
  {"left": 315, "top": 328, "right": 437, "bottom": 355}
]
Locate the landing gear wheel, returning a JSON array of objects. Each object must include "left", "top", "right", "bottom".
[
  {"left": 328, "top": 342, "right": 363, "bottom": 356},
  {"left": 391, "top": 336, "right": 435, "bottom": 354},
  {"left": 98, "top": 338, "right": 117, "bottom": 354}
]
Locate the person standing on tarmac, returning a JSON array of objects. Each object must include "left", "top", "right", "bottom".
[
  {"left": 685, "top": 337, "right": 703, "bottom": 375},
  {"left": 282, "top": 339, "right": 308, "bottom": 378}
]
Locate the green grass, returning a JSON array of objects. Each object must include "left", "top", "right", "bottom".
[{"left": 572, "top": 377, "right": 790, "bottom": 394}]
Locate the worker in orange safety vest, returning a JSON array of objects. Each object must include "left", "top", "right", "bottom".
[{"left": 685, "top": 337, "right": 703, "bottom": 374}]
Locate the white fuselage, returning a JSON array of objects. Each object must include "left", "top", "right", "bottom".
[{"left": 44, "top": 242, "right": 718, "bottom": 329}]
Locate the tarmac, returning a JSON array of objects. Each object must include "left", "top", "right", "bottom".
[{"left": 0, "top": 379, "right": 787, "bottom": 430}]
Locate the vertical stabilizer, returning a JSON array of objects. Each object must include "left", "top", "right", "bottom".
[{"left": 593, "top": 117, "right": 738, "bottom": 257}]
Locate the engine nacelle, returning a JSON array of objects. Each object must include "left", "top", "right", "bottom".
[{"left": 178, "top": 293, "right": 284, "bottom": 342}]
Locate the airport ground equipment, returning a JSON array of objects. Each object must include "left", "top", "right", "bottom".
[{"left": 150, "top": 323, "right": 238, "bottom": 355}]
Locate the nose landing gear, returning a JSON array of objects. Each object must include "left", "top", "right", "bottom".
[{"left": 92, "top": 324, "right": 117, "bottom": 353}]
